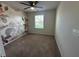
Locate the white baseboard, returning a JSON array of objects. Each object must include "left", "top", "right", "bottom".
[
  {"left": 28, "top": 33, "right": 54, "bottom": 36},
  {"left": 55, "top": 35, "right": 64, "bottom": 57},
  {"left": 4, "top": 32, "right": 27, "bottom": 46}
]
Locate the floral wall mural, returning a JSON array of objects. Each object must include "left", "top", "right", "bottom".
[{"left": 0, "top": 3, "right": 25, "bottom": 45}]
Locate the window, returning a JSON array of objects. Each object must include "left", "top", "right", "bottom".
[{"left": 35, "top": 15, "right": 44, "bottom": 29}]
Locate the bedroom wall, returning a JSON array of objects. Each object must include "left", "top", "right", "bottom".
[
  {"left": 28, "top": 9, "right": 56, "bottom": 35},
  {"left": 0, "top": 3, "right": 26, "bottom": 56},
  {"left": 0, "top": 3, "right": 25, "bottom": 42},
  {"left": 56, "top": 2, "right": 79, "bottom": 57}
]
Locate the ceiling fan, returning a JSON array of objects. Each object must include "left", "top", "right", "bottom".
[{"left": 20, "top": 1, "right": 42, "bottom": 10}]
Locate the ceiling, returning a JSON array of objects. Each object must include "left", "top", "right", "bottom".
[{"left": 1, "top": 1, "right": 60, "bottom": 12}]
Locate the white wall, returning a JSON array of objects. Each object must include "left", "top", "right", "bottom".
[
  {"left": 56, "top": 2, "right": 79, "bottom": 57},
  {"left": 0, "top": 34, "right": 6, "bottom": 57},
  {"left": 28, "top": 10, "right": 56, "bottom": 35}
]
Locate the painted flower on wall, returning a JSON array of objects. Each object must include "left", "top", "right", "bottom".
[{"left": 0, "top": 3, "right": 25, "bottom": 45}]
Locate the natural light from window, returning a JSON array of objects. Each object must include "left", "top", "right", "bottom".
[{"left": 35, "top": 15, "right": 44, "bottom": 29}]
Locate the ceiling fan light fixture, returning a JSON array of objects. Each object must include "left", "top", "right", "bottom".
[
  {"left": 33, "top": 3, "right": 35, "bottom": 5},
  {"left": 30, "top": 7, "right": 35, "bottom": 10}
]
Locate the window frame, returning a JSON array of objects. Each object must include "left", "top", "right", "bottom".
[{"left": 34, "top": 14, "right": 44, "bottom": 29}]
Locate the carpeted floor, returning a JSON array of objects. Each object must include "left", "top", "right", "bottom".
[{"left": 4, "top": 34, "right": 60, "bottom": 57}]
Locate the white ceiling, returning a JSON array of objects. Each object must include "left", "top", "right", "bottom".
[{"left": 1, "top": 1, "right": 60, "bottom": 12}]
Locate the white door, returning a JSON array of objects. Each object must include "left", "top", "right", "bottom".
[{"left": 0, "top": 34, "right": 6, "bottom": 57}]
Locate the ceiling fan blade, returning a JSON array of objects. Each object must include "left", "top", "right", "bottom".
[
  {"left": 24, "top": 7, "right": 31, "bottom": 10},
  {"left": 28, "top": 1, "right": 38, "bottom": 5},
  {"left": 20, "top": 2, "right": 31, "bottom": 6}
]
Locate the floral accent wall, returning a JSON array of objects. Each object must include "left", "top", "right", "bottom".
[{"left": 0, "top": 3, "right": 25, "bottom": 44}]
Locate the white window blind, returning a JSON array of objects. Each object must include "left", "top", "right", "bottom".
[{"left": 35, "top": 15, "right": 44, "bottom": 29}]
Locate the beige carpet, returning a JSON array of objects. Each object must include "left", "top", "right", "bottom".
[{"left": 4, "top": 34, "right": 60, "bottom": 57}]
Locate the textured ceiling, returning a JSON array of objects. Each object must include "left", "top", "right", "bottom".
[{"left": 1, "top": 1, "right": 60, "bottom": 12}]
